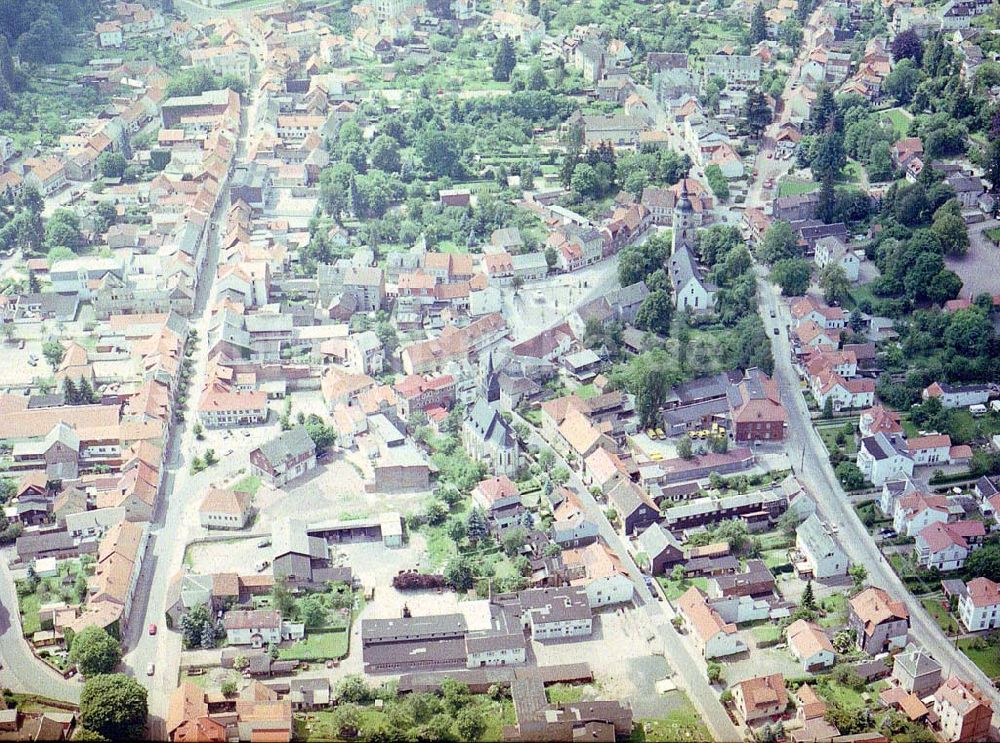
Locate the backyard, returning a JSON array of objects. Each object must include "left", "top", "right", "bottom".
[
  {"left": 278, "top": 629, "right": 349, "bottom": 662},
  {"left": 629, "top": 693, "right": 712, "bottom": 742},
  {"left": 958, "top": 636, "right": 1000, "bottom": 679},
  {"left": 17, "top": 558, "right": 94, "bottom": 637}
]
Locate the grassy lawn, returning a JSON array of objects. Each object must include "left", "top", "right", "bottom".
[
  {"left": 420, "top": 521, "right": 460, "bottom": 569},
  {"left": 779, "top": 178, "right": 820, "bottom": 197},
  {"left": 19, "top": 593, "right": 41, "bottom": 637},
  {"left": 751, "top": 623, "right": 783, "bottom": 645},
  {"left": 815, "top": 679, "right": 866, "bottom": 709},
  {"left": 882, "top": 107, "right": 912, "bottom": 137},
  {"left": 816, "top": 422, "right": 858, "bottom": 457},
  {"left": 958, "top": 638, "right": 1000, "bottom": 679},
  {"left": 986, "top": 227, "right": 1000, "bottom": 245},
  {"left": 233, "top": 475, "right": 261, "bottom": 495},
  {"left": 278, "top": 629, "right": 349, "bottom": 661},
  {"left": 576, "top": 383, "right": 599, "bottom": 400},
  {"left": 758, "top": 530, "right": 793, "bottom": 551},
  {"left": 632, "top": 696, "right": 712, "bottom": 742},
  {"left": 762, "top": 548, "right": 791, "bottom": 570},
  {"left": 846, "top": 281, "right": 877, "bottom": 312},
  {"left": 657, "top": 576, "right": 707, "bottom": 602},
  {"left": 921, "top": 596, "right": 960, "bottom": 635},
  {"left": 819, "top": 593, "right": 847, "bottom": 628},
  {"left": 546, "top": 684, "right": 585, "bottom": 703}
]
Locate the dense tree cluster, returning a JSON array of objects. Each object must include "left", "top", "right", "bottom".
[{"left": 165, "top": 67, "right": 246, "bottom": 99}]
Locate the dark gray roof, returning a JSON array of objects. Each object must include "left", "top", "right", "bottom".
[
  {"left": 636, "top": 522, "right": 681, "bottom": 558},
  {"left": 466, "top": 399, "right": 516, "bottom": 450},
  {"left": 362, "top": 613, "right": 468, "bottom": 643},
  {"left": 256, "top": 426, "right": 316, "bottom": 467},
  {"left": 669, "top": 245, "right": 715, "bottom": 294},
  {"left": 894, "top": 642, "right": 942, "bottom": 678},
  {"left": 27, "top": 393, "right": 67, "bottom": 409}
]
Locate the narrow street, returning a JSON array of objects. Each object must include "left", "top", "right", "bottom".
[{"left": 512, "top": 412, "right": 744, "bottom": 743}]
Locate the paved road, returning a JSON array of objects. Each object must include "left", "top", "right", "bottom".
[
  {"left": 0, "top": 552, "right": 82, "bottom": 703},
  {"left": 512, "top": 413, "right": 744, "bottom": 742},
  {"left": 755, "top": 273, "right": 1000, "bottom": 712},
  {"left": 121, "top": 21, "right": 267, "bottom": 737}
]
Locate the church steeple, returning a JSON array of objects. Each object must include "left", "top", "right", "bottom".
[
  {"left": 483, "top": 351, "right": 500, "bottom": 403},
  {"left": 672, "top": 175, "right": 696, "bottom": 254}
]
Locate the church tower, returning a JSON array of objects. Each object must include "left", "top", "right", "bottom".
[{"left": 672, "top": 178, "right": 696, "bottom": 255}]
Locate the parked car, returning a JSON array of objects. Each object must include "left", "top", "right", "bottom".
[
  {"left": 146, "top": 663, "right": 155, "bottom": 676},
  {"left": 148, "top": 623, "right": 157, "bottom": 636}
]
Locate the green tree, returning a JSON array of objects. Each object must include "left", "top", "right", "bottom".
[
  {"left": 884, "top": 59, "right": 922, "bottom": 104},
  {"left": 370, "top": 135, "right": 401, "bottom": 173},
  {"left": 770, "top": 259, "right": 812, "bottom": 295},
  {"left": 298, "top": 593, "right": 330, "bottom": 628},
  {"left": 742, "top": 89, "right": 772, "bottom": 138},
  {"left": 705, "top": 164, "right": 729, "bottom": 201},
  {"left": 677, "top": 435, "right": 693, "bottom": 459},
  {"left": 635, "top": 289, "right": 672, "bottom": 335},
  {"left": 760, "top": 221, "right": 799, "bottom": 264},
  {"left": 97, "top": 152, "right": 127, "bottom": 180},
  {"left": 456, "top": 707, "right": 487, "bottom": 741},
  {"left": 465, "top": 507, "right": 488, "bottom": 542},
  {"left": 492, "top": 36, "right": 516, "bottom": 82},
  {"left": 42, "top": 340, "right": 64, "bottom": 370},
  {"left": 445, "top": 556, "right": 475, "bottom": 591},
  {"left": 45, "top": 209, "right": 83, "bottom": 250},
  {"left": 811, "top": 132, "right": 846, "bottom": 181},
  {"left": 415, "top": 128, "right": 461, "bottom": 178},
  {"left": 70, "top": 627, "right": 121, "bottom": 676},
  {"left": 502, "top": 528, "right": 528, "bottom": 557},
  {"left": 966, "top": 544, "right": 1000, "bottom": 582},
  {"left": 801, "top": 580, "right": 816, "bottom": 611},
  {"left": 932, "top": 211, "right": 969, "bottom": 257},
  {"left": 849, "top": 564, "right": 867, "bottom": 591},
  {"left": 750, "top": 2, "right": 767, "bottom": 43},
  {"left": 819, "top": 264, "right": 850, "bottom": 304},
  {"left": 836, "top": 462, "right": 865, "bottom": 489},
  {"left": 80, "top": 674, "right": 148, "bottom": 740}
]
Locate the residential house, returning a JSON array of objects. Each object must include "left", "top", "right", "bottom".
[
  {"left": 199, "top": 487, "right": 252, "bottom": 530},
  {"left": 958, "top": 577, "right": 1000, "bottom": 632},
  {"left": 932, "top": 676, "right": 992, "bottom": 743},
  {"left": 676, "top": 586, "right": 747, "bottom": 659},
  {"left": 732, "top": 674, "right": 788, "bottom": 725},
  {"left": 892, "top": 642, "right": 943, "bottom": 696},
  {"left": 848, "top": 587, "right": 910, "bottom": 655},
  {"left": 635, "top": 522, "right": 684, "bottom": 574},
  {"left": 786, "top": 619, "right": 835, "bottom": 671},
  {"left": 795, "top": 515, "right": 848, "bottom": 579},
  {"left": 922, "top": 382, "right": 991, "bottom": 409},
  {"left": 914, "top": 520, "right": 985, "bottom": 571},
  {"left": 249, "top": 427, "right": 317, "bottom": 488},
  {"left": 857, "top": 433, "right": 914, "bottom": 487},
  {"left": 814, "top": 236, "right": 860, "bottom": 282},
  {"left": 471, "top": 475, "right": 524, "bottom": 532}
]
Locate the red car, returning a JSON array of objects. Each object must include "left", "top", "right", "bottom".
[{"left": 148, "top": 624, "right": 157, "bottom": 636}]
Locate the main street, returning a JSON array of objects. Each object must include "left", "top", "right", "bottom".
[{"left": 121, "top": 21, "right": 268, "bottom": 736}]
